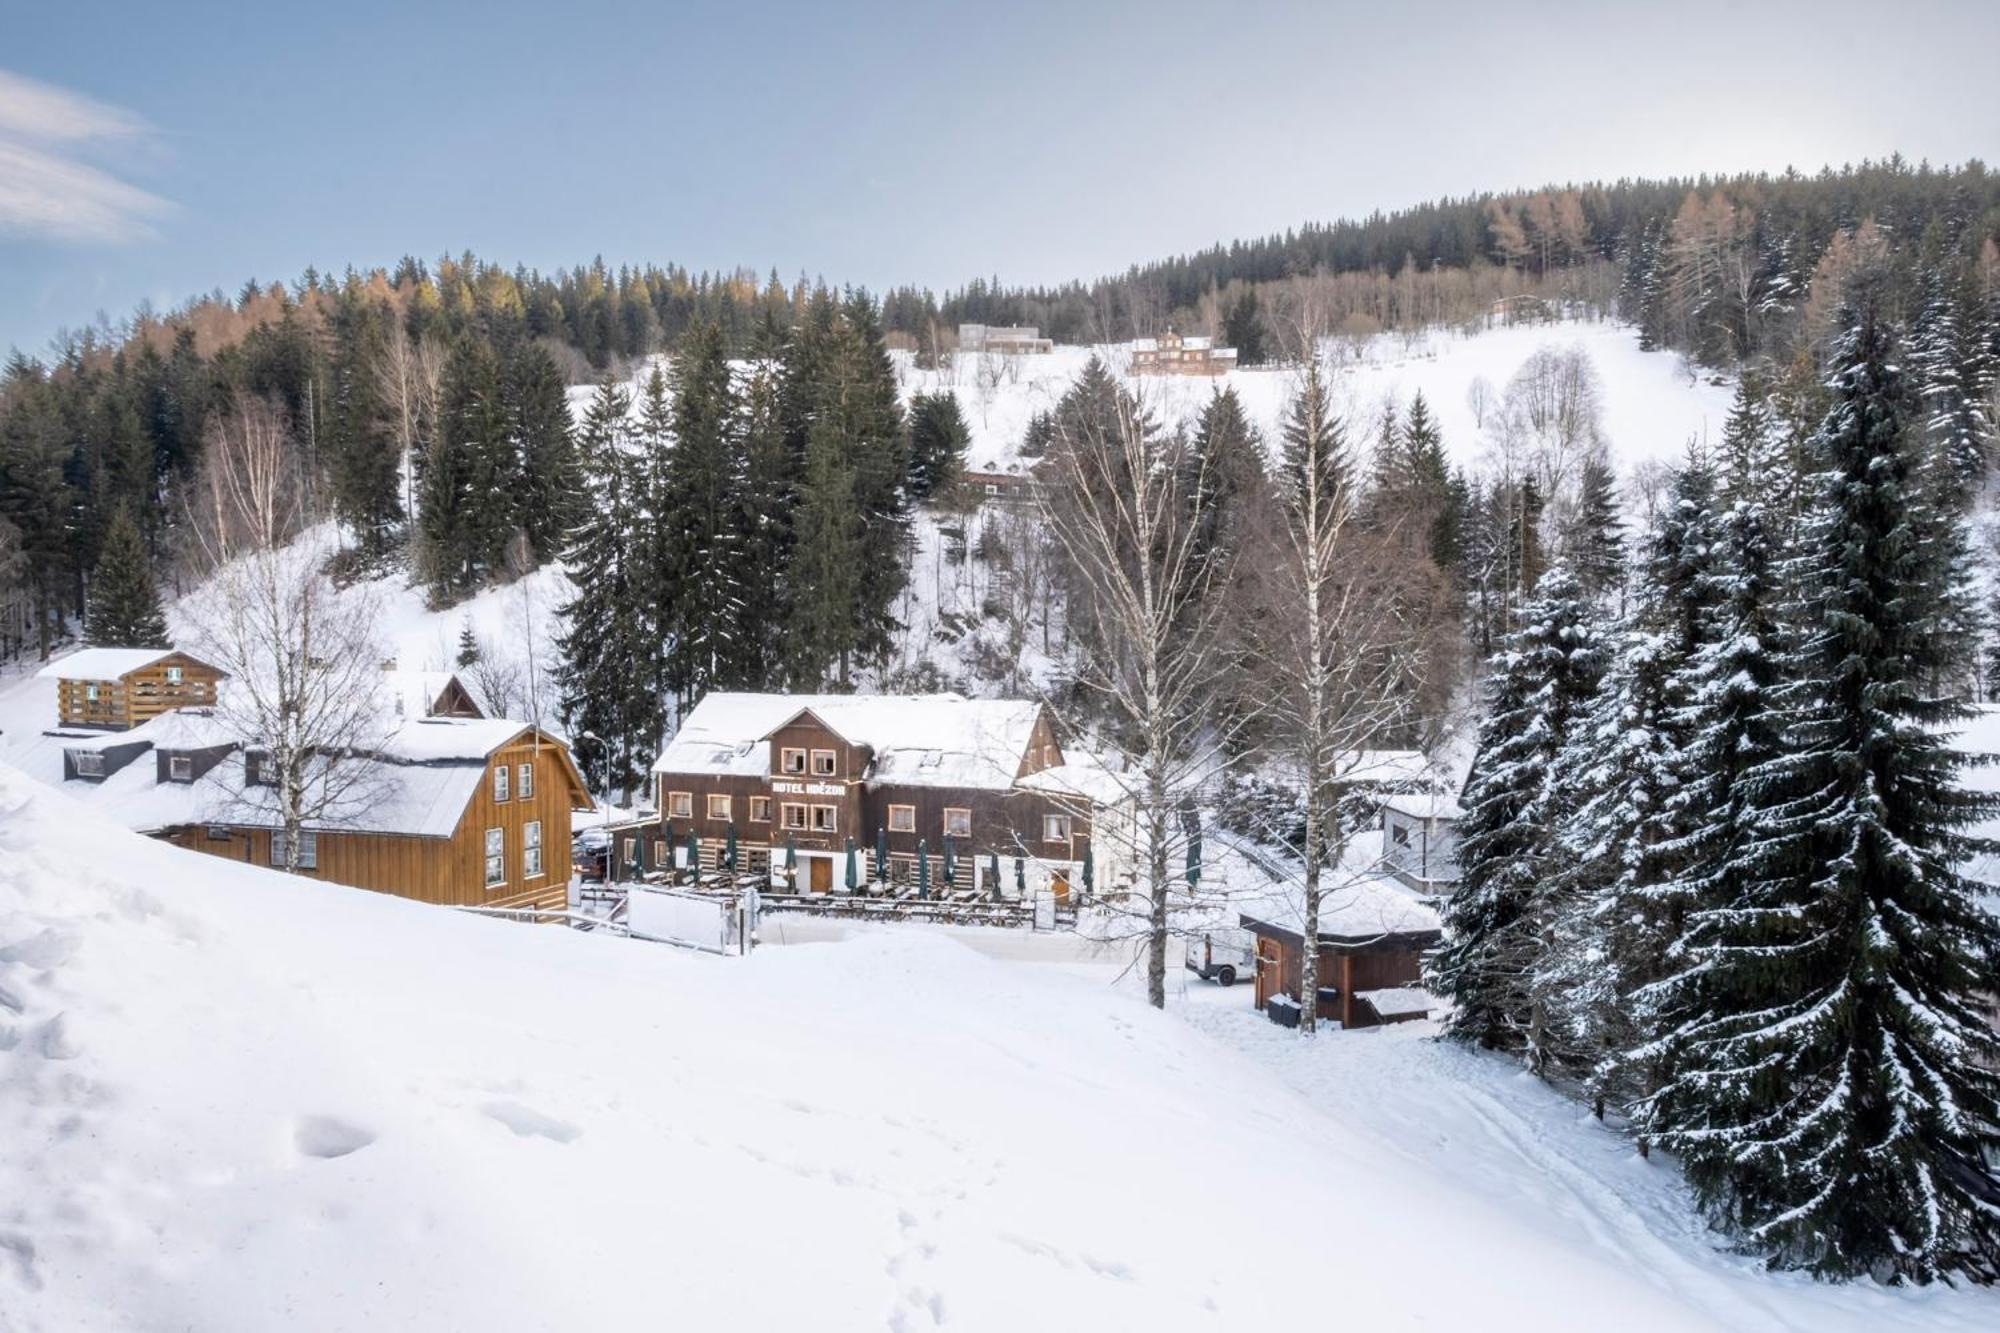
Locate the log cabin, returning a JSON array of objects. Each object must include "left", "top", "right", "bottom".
[
  {"left": 618, "top": 692, "right": 1129, "bottom": 900},
  {"left": 36, "top": 647, "right": 227, "bottom": 731},
  {"left": 47, "top": 707, "right": 592, "bottom": 912},
  {"left": 1239, "top": 875, "right": 1442, "bottom": 1029}
]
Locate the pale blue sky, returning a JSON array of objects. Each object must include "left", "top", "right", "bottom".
[{"left": 5, "top": 0, "right": 1997, "bottom": 356}]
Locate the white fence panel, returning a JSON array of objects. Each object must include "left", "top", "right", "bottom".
[{"left": 627, "top": 885, "right": 742, "bottom": 954}]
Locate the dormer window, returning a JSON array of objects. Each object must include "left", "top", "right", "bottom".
[
  {"left": 73, "top": 751, "right": 104, "bottom": 778},
  {"left": 811, "top": 749, "right": 837, "bottom": 777},
  {"left": 781, "top": 747, "right": 807, "bottom": 775},
  {"left": 494, "top": 765, "right": 510, "bottom": 802},
  {"left": 168, "top": 755, "right": 193, "bottom": 783},
  {"left": 166, "top": 665, "right": 183, "bottom": 685},
  {"left": 245, "top": 750, "right": 272, "bottom": 786}
]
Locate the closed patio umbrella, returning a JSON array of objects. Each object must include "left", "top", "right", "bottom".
[
  {"left": 686, "top": 826, "right": 700, "bottom": 876},
  {"left": 1014, "top": 855, "right": 1025, "bottom": 897},
  {"left": 917, "top": 838, "right": 930, "bottom": 899},
  {"left": 988, "top": 851, "right": 1002, "bottom": 902},
  {"left": 785, "top": 835, "right": 797, "bottom": 889},
  {"left": 875, "top": 825, "right": 888, "bottom": 885},
  {"left": 725, "top": 821, "right": 738, "bottom": 872},
  {"left": 1185, "top": 826, "right": 1201, "bottom": 889},
  {"left": 943, "top": 838, "right": 957, "bottom": 888},
  {"left": 1082, "top": 844, "right": 1094, "bottom": 897},
  {"left": 845, "top": 837, "right": 858, "bottom": 892}
]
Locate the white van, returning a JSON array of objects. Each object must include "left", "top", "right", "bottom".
[{"left": 1185, "top": 930, "right": 1256, "bottom": 987}]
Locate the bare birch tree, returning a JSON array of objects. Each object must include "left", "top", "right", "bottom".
[
  {"left": 182, "top": 538, "right": 391, "bottom": 873},
  {"left": 182, "top": 395, "right": 311, "bottom": 572},
  {"left": 1040, "top": 385, "right": 1233, "bottom": 1008},
  {"left": 374, "top": 331, "right": 445, "bottom": 526},
  {"left": 1255, "top": 358, "right": 1436, "bottom": 1032}
]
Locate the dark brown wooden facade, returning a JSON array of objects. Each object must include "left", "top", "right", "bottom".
[
  {"left": 53, "top": 651, "right": 226, "bottom": 730},
  {"left": 629, "top": 704, "right": 1092, "bottom": 896},
  {"left": 162, "top": 732, "right": 591, "bottom": 912},
  {"left": 1243, "top": 915, "right": 1439, "bottom": 1029}
]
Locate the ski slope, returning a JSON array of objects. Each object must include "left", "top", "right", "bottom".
[{"left": 3, "top": 765, "right": 1994, "bottom": 1331}]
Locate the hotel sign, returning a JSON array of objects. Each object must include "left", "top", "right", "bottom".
[{"left": 773, "top": 780, "right": 844, "bottom": 796}]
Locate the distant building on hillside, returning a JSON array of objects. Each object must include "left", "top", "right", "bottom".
[
  {"left": 37, "top": 647, "right": 227, "bottom": 732},
  {"left": 960, "top": 466, "right": 1041, "bottom": 505},
  {"left": 1129, "top": 329, "right": 1237, "bottom": 377},
  {"left": 958, "top": 323, "right": 1053, "bottom": 355}
]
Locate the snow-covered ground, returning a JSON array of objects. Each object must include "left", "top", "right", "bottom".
[
  {"left": 902, "top": 315, "right": 1735, "bottom": 477},
  {"left": 4, "top": 764, "right": 1996, "bottom": 1331}
]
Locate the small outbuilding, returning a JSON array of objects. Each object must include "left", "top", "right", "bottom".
[{"left": 1239, "top": 873, "right": 1442, "bottom": 1029}]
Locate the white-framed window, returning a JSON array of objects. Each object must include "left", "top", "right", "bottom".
[
  {"left": 810, "top": 749, "right": 837, "bottom": 777},
  {"left": 524, "top": 821, "right": 544, "bottom": 878},
  {"left": 706, "top": 793, "right": 732, "bottom": 821},
  {"left": 1043, "top": 813, "right": 1071, "bottom": 843},
  {"left": 168, "top": 754, "right": 193, "bottom": 782},
  {"left": 85, "top": 683, "right": 100, "bottom": 702},
  {"left": 749, "top": 796, "right": 772, "bottom": 822},
  {"left": 493, "top": 765, "right": 510, "bottom": 802},
  {"left": 780, "top": 747, "right": 807, "bottom": 775},
  {"left": 623, "top": 836, "right": 639, "bottom": 867},
  {"left": 484, "top": 827, "right": 506, "bottom": 886},
  {"left": 273, "top": 829, "right": 318, "bottom": 869},
  {"left": 810, "top": 805, "right": 838, "bottom": 833},
  {"left": 518, "top": 762, "right": 534, "bottom": 800},
  {"left": 781, "top": 802, "right": 808, "bottom": 830},
  {"left": 72, "top": 751, "right": 104, "bottom": 778},
  {"left": 246, "top": 750, "right": 272, "bottom": 786},
  {"left": 887, "top": 804, "right": 916, "bottom": 833},
  {"left": 166, "top": 665, "right": 183, "bottom": 685},
  {"left": 668, "top": 791, "right": 693, "bottom": 819},
  {"left": 943, "top": 807, "right": 971, "bottom": 839}
]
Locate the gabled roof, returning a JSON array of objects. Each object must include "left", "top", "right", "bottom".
[
  {"left": 654, "top": 692, "right": 1047, "bottom": 792},
  {"left": 35, "top": 646, "right": 222, "bottom": 681}
]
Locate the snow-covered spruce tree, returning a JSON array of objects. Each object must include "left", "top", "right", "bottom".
[
  {"left": 1646, "top": 294, "right": 2000, "bottom": 1283},
  {"left": 1428, "top": 564, "right": 1607, "bottom": 1054},
  {"left": 1908, "top": 261, "right": 1991, "bottom": 508},
  {"left": 658, "top": 318, "right": 747, "bottom": 709},
  {"left": 83, "top": 507, "right": 170, "bottom": 649},
  {"left": 906, "top": 390, "right": 970, "bottom": 502},
  {"left": 555, "top": 379, "right": 662, "bottom": 804},
  {"left": 1560, "top": 451, "right": 1625, "bottom": 602},
  {"left": 1539, "top": 454, "right": 1719, "bottom": 1107}
]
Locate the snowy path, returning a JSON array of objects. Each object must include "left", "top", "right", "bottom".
[{"left": 1186, "top": 1002, "right": 1992, "bottom": 1332}]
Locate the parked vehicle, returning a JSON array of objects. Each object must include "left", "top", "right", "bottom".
[
  {"left": 573, "top": 827, "right": 610, "bottom": 882},
  {"left": 1185, "top": 930, "right": 1255, "bottom": 987}
]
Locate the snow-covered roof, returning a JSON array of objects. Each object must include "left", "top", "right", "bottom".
[
  {"left": 1017, "top": 757, "right": 1134, "bottom": 807},
  {"left": 654, "top": 692, "right": 1047, "bottom": 792},
  {"left": 66, "top": 707, "right": 240, "bottom": 754},
  {"left": 1356, "top": 987, "right": 1436, "bottom": 1019},
  {"left": 373, "top": 716, "right": 533, "bottom": 764},
  {"left": 34, "top": 646, "right": 213, "bottom": 681},
  {"left": 1380, "top": 790, "right": 1464, "bottom": 821},
  {"left": 1236, "top": 844, "right": 1443, "bottom": 944}
]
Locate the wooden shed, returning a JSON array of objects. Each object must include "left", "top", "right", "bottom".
[
  {"left": 1240, "top": 884, "right": 1442, "bottom": 1029},
  {"left": 37, "top": 647, "right": 227, "bottom": 731}
]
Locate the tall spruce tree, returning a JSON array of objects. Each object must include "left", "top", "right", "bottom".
[
  {"left": 505, "top": 343, "right": 578, "bottom": 566},
  {"left": 785, "top": 416, "right": 862, "bottom": 687},
  {"left": 326, "top": 287, "right": 402, "bottom": 562},
  {"left": 1429, "top": 565, "right": 1607, "bottom": 1054},
  {"left": 658, "top": 319, "right": 746, "bottom": 707},
  {"left": 1645, "top": 294, "right": 2000, "bottom": 1282},
  {"left": 1563, "top": 452, "right": 1625, "bottom": 600},
  {"left": 555, "top": 380, "right": 663, "bottom": 801},
  {"left": 736, "top": 357, "right": 794, "bottom": 688},
  {"left": 82, "top": 507, "right": 169, "bottom": 648}
]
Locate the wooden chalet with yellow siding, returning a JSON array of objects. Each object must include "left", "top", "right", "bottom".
[
  {"left": 47, "top": 705, "right": 592, "bottom": 913},
  {"left": 37, "top": 646, "right": 226, "bottom": 731},
  {"left": 621, "top": 692, "right": 1129, "bottom": 899}
]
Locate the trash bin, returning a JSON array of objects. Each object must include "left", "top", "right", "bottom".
[{"left": 1267, "top": 994, "right": 1301, "bottom": 1029}]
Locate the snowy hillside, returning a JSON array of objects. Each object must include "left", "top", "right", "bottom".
[
  {"left": 900, "top": 315, "right": 1735, "bottom": 478},
  {"left": 3, "top": 764, "right": 1997, "bottom": 1331}
]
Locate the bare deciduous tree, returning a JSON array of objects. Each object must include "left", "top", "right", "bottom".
[
  {"left": 183, "top": 395, "right": 311, "bottom": 571},
  {"left": 374, "top": 331, "right": 445, "bottom": 525},
  {"left": 1253, "top": 356, "right": 1440, "bottom": 1033},
  {"left": 1039, "top": 386, "right": 1234, "bottom": 1009},
  {"left": 183, "top": 538, "right": 390, "bottom": 873}
]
